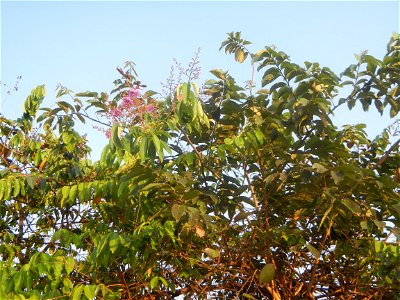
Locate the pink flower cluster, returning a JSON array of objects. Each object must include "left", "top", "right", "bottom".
[
  {"left": 129, "top": 88, "right": 140, "bottom": 98},
  {"left": 105, "top": 128, "right": 111, "bottom": 139},
  {"left": 122, "top": 96, "right": 133, "bottom": 107},
  {"left": 104, "top": 87, "right": 157, "bottom": 138},
  {"left": 146, "top": 104, "right": 155, "bottom": 113},
  {"left": 111, "top": 108, "right": 121, "bottom": 118}
]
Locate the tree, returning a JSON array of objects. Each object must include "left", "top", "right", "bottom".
[{"left": 1, "top": 32, "right": 399, "bottom": 300}]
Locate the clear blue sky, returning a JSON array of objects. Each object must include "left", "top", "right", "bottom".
[{"left": 1, "top": 1, "right": 399, "bottom": 159}]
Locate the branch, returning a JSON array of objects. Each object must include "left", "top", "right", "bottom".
[
  {"left": 374, "top": 137, "right": 400, "bottom": 169},
  {"left": 307, "top": 221, "right": 332, "bottom": 297},
  {"left": 243, "top": 161, "right": 259, "bottom": 209},
  {"left": 181, "top": 129, "right": 221, "bottom": 180},
  {"left": 77, "top": 110, "right": 111, "bottom": 128}
]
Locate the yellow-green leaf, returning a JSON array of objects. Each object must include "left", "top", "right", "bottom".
[
  {"left": 149, "top": 276, "right": 159, "bottom": 289},
  {"left": 235, "top": 48, "right": 246, "bottom": 63},
  {"left": 72, "top": 284, "right": 84, "bottom": 300},
  {"left": 13, "top": 178, "right": 21, "bottom": 197},
  {"left": 69, "top": 185, "right": 78, "bottom": 205},
  {"left": 110, "top": 125, "right": 123, "bottom": 148},
  {"left": 259, "top": 264, "right": 275, "bottom": 285},
  {"left": 84, "top": 285, "right": 95, "bottom": 300}
]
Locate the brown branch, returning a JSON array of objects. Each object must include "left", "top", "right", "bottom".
[
  {"left": 265, "top": 280, "right": 282, "bottom": 300},
  {"left": 307, "top": 222, "right": 332, "bottom": 297},
  {"left": 122, "top": 273, "right": 133, "bottom": 300},
  {"left": 243, "top": 161, "right": 259, "bottom": 209},
  {"left": 181, "top": 129, "right": 221, "bottom": 180},
  {"left": 374, "top": 137, "right": 400, "bottom": 168}
]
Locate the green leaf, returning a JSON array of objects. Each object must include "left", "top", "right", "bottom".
[
  {"left": 117, "top": 181, "right": 128, "bottom": 198},
  {"left": 306, "top": 244, "right": 321, "bottom": 259},
  {"left": 235, "top": 48, "right": 246, "bottom": 63},
  {"left": 65, "top": 257, "right": 75, "bottom": 274},
  {"left": 13, "top": 271, "right": 23, "bottom": 292},
  {"left": 33, "top": 151, "right": 41, "bottom": 167},
  {"left": 58, "top": 101, "right": 75, "bottom": 113},
  {"left": 63, "top": 278, "right": 73, "bottom": 292},
  {"left": 149, "top": 276, "right": 159, "bottom": 289},
  {"left": 62, "top": 132, "right": 73, "bottom": 144},
  {"left": 75, "top": 91, "right": 98, "bottom": 97},
  {"left": 4, "top": 179, "right": 12, "bottom": 200},
  {"left": 72, "top": 284, "right": 84, "bottom": 300},
  {"left": 76, "top": 113, "right": 86, "bottom": 123},
  {"left": 234, "top": 137, "right": 244, "bottom": 148},
  {"left": 69, "top": 185, "right": 78, "bottom": 205},
  {"left": 61, "top": 186, "right": 70, "bottom": 207},
  {"left": 390, "top": 106, "right": 398, "bottom": 118},
  {"left": 296, "top": 98, "right": 310, "bottom": 107},
  {"left": 36, "top": 111, "right": 49, "bottom": 122},
  {"left": 210, "top": 69, "right": 226, "bottom": 80},
  {"left": 203, "top": 247, "right": 220, "bottom": 258},
  {"left": 110, "top": 125, "right": 123, "bottom": 148},
  {"left": 331, "top": 171, "right": 344, "bottom": 185},
  {"left": 261, "top": 67, "right": 280, "bottom": 86},
  {"left": 0, "top": 181, "right": 4, "bottom": 200},
  {"left": 25, "top": 271, "right": 33, "bottom": 290},
  {"left": 109, "top": 233, "right": 120, "bottom": 254},
  {"left": 364, "top": 55, "right": 382, "bottom": 67},
  {"left": 171, "top": 204, "right": 186, "bottom": 222},
  {"left": 312, "top": 163, "right": 328, "bottom": 173},
  {"left": 26, "top": 175, "right": 36, "bottom": 189},
  {"left": 160, "top": 140, "right": 172, "bottom": 155},
  {"left": 151, "top": 134, "right": 163, "bottom": 161},
  {"left": 139, "top": 137, "right": 148, "bottom": 161},
  {"left": 23, "top": 85, "right": 46, "bottom": 117},
  {"left": 360, "top": 220, "right": 370, "bottom": 231},
  {"left": 158, "top": 277, "right": 169, "bottom": 288},
  {"left": 259, "top": 264, "right": 275, "bottom": 285},
  {"left": 13, "top": 178, "right": 21, "bottom": 197},
  {"left": 191, "top": 82, "right": 199, "bottom": 97},
  {"left": 342, "top": 199, "right": 362, "bottom": 215},
  {"left": 141, "top": 182, "right": 164, "bottom": 192},
  {"left": 391, "top": 227, "right": 400, "bottom": 239},
  {"left": 243, "top": 293, "right": 258, "bottom": 300},
  {"left": 78, "top": 182, "right": 90, "bottom": 201}
]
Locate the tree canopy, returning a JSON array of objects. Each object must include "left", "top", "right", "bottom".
[{"left": 1, "top": 32, "right": 400, "bottom": 299}]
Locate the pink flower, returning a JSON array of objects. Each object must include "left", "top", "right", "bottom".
[
  {"left": 122, "top": 96, "right": 133, "bottom": 107},
  {"left": 111, "top": 108, "right": 121, "bottom": 118},
  {"left": 105, "top": 129, "right": 111, "bottom": 139},
  {"left": 146, "top": 104, "right": 155, "bottom": 113},
  {"left": 128, "top": 88, "right": 140, "bottom": 98}
]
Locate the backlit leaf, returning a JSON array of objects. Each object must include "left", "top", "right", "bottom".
[{"left": 171, "top": 204, "right": 186, "bottom": 222}]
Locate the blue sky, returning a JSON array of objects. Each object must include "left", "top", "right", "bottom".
[{"left": 1, "top": 1, "right": 399, "bottom": 159}]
